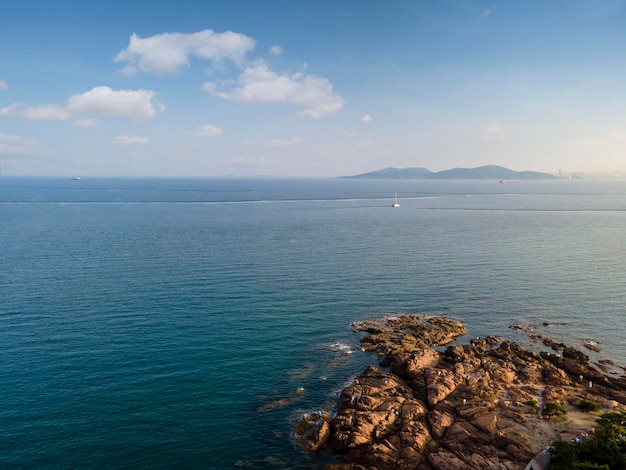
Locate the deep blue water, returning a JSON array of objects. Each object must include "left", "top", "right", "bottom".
[{"left": 1, "top": 177, "right": 625, "bottom": 468}]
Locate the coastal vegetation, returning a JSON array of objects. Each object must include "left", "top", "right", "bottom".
[
  {"left": 549, "top": 412, "right": 626, "bottom": 470},
  {"left": 543, "top": 401, "right": 568, "bottom": 420},
  {"left": 579, "top": 399, "right": 603, "bottom": 412}
]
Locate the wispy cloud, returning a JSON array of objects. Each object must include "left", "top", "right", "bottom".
[
  {"left": 73, "top": 118, "right": 99, "bottom": 129},
  {"left": 360, "top": 114, "right": 372, "bottom": 124},
  {"left": 0, "top": 132, "right": 38, "bottom": 155},
  {"left": 0, "top": 103, "right": 21, "bottom": 117},
  {"left": 113, "top": 135, "right": 150, "bottom": 145},
  {"left": 0, "top": 103, "right": 71, "bottom": 121},
  {"left": 268, "top": 45, "right": 283, "bottom": 56},
  {"left": 203, "top": 61, "right": 344, "bottom": 119},
  {"left": 187, "top": 124, "right": 223, "bottom": 140},
  {"left": 481, "top": 4, "right": 496, "bottom": 17},
  {"left": 482, "top": 120, "right": 509, "bottom": 139},
  {"left": 21, "top": 105, "right": 72, "bottom": 121},
  {"left": 0, "top": 80, "right": 8, "bottom": 90},
  {"left": 115, "top": 29, "right": 256, "bottom": 75},
  {"left": 238, "top": 136, "right": 303, "bottom": 147}
]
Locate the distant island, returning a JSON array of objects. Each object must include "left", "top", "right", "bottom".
[{"left": 342, "top": 165, "right": 557, "bottom": 180}]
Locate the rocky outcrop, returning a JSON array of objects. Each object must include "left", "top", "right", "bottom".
[
  {"left": 352, "top": 315, "right": 467, "bottom": 356},
  {"left": 294, "top": 315, "right": 626, "bottom": 469},
  {"left": 293, "top": 411, "right": 333, "bottom": 452}
]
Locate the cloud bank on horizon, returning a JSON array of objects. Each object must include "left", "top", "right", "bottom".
[{"left": 1, "top": 0, "right": 626, "bottom": 177}]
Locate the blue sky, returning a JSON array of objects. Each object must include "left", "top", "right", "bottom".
[{"left": 1, "top": 0, "right": 626, "bottom": 177}]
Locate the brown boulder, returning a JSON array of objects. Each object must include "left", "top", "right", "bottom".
[
  {"left": 293, "top": 411, "right": 332, "bottom": 452},
  {"left": 429, "top": 408, "right": 455, "bottom": 439},
  {"left": 406, "top": 349, "right": 442, "bottom": 376},
  {"left": 425, "top": 367, "right": 461, "bottom": 407},
  {"left": 473, "top": 411, "right": 498, "bottom": 434}
]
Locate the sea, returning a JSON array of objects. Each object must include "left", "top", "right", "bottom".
[{"left": 1, "top": 177, "right": 625, "bottom": 469}]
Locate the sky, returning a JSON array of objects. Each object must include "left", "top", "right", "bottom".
[{"left": 1, "top": 0, "right": 626, "bottom": 177}]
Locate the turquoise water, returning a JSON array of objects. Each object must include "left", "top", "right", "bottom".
[{"left": 1, "top": 177, "right": 625, "bottom": 468}]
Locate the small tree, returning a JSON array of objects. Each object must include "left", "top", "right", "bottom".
[{"left": 543, "top": 401, "right": 568, "bottom": 419}]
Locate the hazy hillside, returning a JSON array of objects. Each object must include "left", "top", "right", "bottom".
[
  {"left": 343, "top": 165, "right": 556, "bottom": 180},
  {"left": 342, "top": 167, "right": 433, "bottom": 179}
]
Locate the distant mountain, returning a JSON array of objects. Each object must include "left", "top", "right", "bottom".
[
  {"left": 342, "top": 167, "right": 433, "bottom": 179},
  {"left": 342, "top": 165, "right": 556, "bottom": 180}
]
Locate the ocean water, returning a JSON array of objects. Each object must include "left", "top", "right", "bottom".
[{"left": 1, "top": 177, "right": 625, "bottom": 469}]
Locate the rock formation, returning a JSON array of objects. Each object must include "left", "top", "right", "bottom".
[{"left": 293, "top": 314, "right": 626, "bottom": 469}]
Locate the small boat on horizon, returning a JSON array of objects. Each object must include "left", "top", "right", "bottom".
[
  {"left": 70, "top": 177, "right": 81, "bottom": 180},
  {"left": 499, "top": 180, "right": 519, "bottom": 184},
  {"left": 392, "top": 193, "right": 400, "bottom": 208}
]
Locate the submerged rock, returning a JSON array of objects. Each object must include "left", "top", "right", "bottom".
[{"left": 294, "top": 314, "right": 626, "bottom": 469}]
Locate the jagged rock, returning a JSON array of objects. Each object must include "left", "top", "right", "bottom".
[
  {"left": 353, "top": 315, "right": 466, "bottom": 356},
  {"left": 545, "top": 364, "right": 573, "bottom": 387},
  {"left": 473, "top": 412, "right": 498, "bottom": 433},
  {"left": 425, "top": 367, "right": 460, "bottom": 407},
  {"left": 563, "top": 346, "right": 590, "bottom": 363},
  {"left": 294, "top": 315, "right": 626, "bottom": 469},
  {"left": 582, "top": 340, "right": 602, "bottom": 352},
  {"left": 293, "top": 411, "right": 332, "bottom": 451},
  {"left": 543, "top": 336, "right": 566, "bottom": 350},
  {"left": 406, "top": 349, "right": 442, "bottom": 375},
  {"left": 429, "top": 407, "right": 455, "bottom": 439}
]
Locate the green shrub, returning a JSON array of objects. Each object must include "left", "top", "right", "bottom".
[
  {"left": 571, "top": 463, "right": 610, "bottom": 469},
  {"left": 524, "top": 399, "right": 539, "bottom": 408},
  {"left": 549, "top": 411, "right": 626, "bottom": 469},
  {"left": 579, "top": 399, "right": 602, "bottom": 412},
  {"left": 544, "top": 401, "right": 568, "bottom": 418}
]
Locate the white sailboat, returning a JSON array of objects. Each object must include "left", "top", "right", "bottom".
[{"left": 392, "top": 192, "right": 400, "bottom": 208}]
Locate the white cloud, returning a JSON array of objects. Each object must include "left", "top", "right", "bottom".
[
  {"left": 115, "top": 29, "right": 256, "bottom": 75},
  {"left": 343, "top": 128, "right": 359, "bottom": 138},
  {"left": 238, "top": 136, "right": 303, "bottom": 147},
  {"left": 188, "top": 124, "right": 223, "bottom": 139},
  {"left": 357, "top": 139, "right": 374, "bottom": 147},
  {"left": 1, "top": 103, "right": 71, "bottom": 121},
  {"left": 0, "top": 80, "right": 8, "bottom": 90},
  {"left": 73, "top": 118, "right": 99, "bottom": 129},
  {"left": 0, "top": 132, "right": 37, "bottom": 155},
  {"left": 112, "top": 135, "right": 150, "bottom": 145},
  {"left": 360, "top": 114, "right": 372, "bottom": 124},
  {"left": 482, "top": 120, "right": 509, "bottom": 139},
  {"left": 21, "top": 104, "right": 72, "bottom": 121},
  {"left": 268, "top": 45, "right": 283, "bottom": 56},
  {"left": 203, "top": 61, "right": 344, "bottom": 119},
  {"left": 67, "top": 86, "right": 163, "bottom": 120}
]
